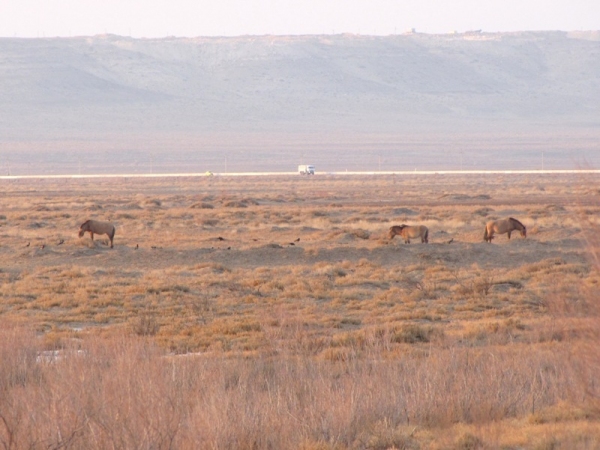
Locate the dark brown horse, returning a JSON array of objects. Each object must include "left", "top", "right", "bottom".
[
  {"left": 388, "top": 225, "right": 429, "bottom": 244},
  {"left": 483, "top": 217, "right": 526, "bottom": 243},
  {"left": 79, "top": 220, "right": 116, "bottom": 248}
]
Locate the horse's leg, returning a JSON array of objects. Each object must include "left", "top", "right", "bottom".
[
  {"left": 109, "top": 236, "right": 113, "bottom": 248},
  {"left": 90, "top": 232, "right": 94, "bottom": 241},
  {"left": 507, "top": 231, "right": 512, "bottom": 239}
]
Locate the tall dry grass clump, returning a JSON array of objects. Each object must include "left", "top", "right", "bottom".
[
  {"left": 0, "top": 322, "right": 594, "bottom": 449},
  {"left": 543, "top": 215, "right": 600, "bottom": 414}
]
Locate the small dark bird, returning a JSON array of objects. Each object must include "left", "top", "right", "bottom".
[
  {"left": 289, "top": 242, "right": 295, "bottom": 246},
  {"left": 135, "top": 244, "right": 139, "bottom": 249},
  {"left": 295, "top": 238, "right": 300, "bottom": 242},
  {"left": 26, "top": 242, "right": 30, "bottom": 247},
  {"left": 227, "top": 247, "right": 231, "bottom": 250},
  {"left": 151, "top": 246, "right": 157, "bottom": 249},
  {"left": 447, "top": 238, "right": 454, "bottom": 244},
  {"left": 40, "top": 244, "right": 45, "bottom": 249},
  {"left": 57, "top": 239, "right": 64, "bottom": 245},
  {"left": 217, "top": 237, "right": 225, "bottom": 241}
]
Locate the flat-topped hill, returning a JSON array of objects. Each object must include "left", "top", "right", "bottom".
[{"left": 1, "top": 32, "right": 599, "bottom": 173}]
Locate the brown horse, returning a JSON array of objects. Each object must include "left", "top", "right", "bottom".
[
  {"left": 388, "top": 225, "right": 429, "bottom": 244},
  {"left": 79, "top": 220, "right": 116, "bottom": 248},
  {"left": 483, "top": 217, "right": 526, "bottom": 243}
]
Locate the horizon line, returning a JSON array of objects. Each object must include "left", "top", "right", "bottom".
[{"left": 2, "top": 29, "right": 599, "bottom": 40}]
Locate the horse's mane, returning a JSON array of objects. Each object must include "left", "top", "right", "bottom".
[
  {"left": 80, "top": 219, "right": 90, "bottom": 227},
  {"left": 509, "top": 217, "right": 525, "bottom": 229}
]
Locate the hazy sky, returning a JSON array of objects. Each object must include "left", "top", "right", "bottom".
[{"left": 1, "top": 0, "right": 599, "bottom": 38}]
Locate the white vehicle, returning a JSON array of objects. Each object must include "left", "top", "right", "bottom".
[{"left": 298, "top": 164, "right": 315, "bottom": 175}]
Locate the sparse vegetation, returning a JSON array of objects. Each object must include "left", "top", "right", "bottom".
[{"left": 1, "top": 173, "right": 599, "bottom": 448}]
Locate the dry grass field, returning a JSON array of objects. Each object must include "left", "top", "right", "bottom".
[{"left": 1, "top": 172, "right": 600, "bottom": 449}]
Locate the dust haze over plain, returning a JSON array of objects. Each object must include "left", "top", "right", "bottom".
[{"left": 0, "top": 1, "right": 599, "bottom": 174}]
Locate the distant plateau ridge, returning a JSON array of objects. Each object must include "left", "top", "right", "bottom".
[{"left": 0, "top": 31, "right": 599, "bottom": 174}]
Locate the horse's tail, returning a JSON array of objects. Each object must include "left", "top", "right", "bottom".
[
  {"left": 483, "top": 226, "right": 488, "bottom": 242},
  {"left": 109, "top": 225, "right": 116, "bottom": 240},
  {"left": 424, "top": 228, "right": 429, "bottom": 243}
]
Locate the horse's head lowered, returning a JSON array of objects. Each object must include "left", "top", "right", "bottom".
[
  {"left": 78, "top": 220, "right": 90, "bottom": 237},
  {"left": 388, "top": 225, "right": 406, "bottom": 239},
  {"left": 510, "top": 218, "right": 527, "bottom": 238}
]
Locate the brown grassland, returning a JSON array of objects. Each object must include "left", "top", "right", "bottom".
[{"left": 1, "top": 173, "right": 600, "bottom": 449}]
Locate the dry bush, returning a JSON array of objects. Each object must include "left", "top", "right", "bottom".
[
  {"left": 190, "top": 202, "right": 214, "bottom": 209},
  {"left": 142, "top": 198, "right": 162, "bottom": 207},
  {"left": 346, "top": 228, "right": 371, "bottom": 240},
  {"left": 452, "top": 269, "right": 495, "bottom": 299},
  {"left": 131, "top": 314, "right": 161, "bottom": 336},
  {"left": 0, "top": 325, "right": 594, "bottom": 449}
]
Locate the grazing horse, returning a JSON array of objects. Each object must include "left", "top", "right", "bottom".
[
  {"left": 388, "top": 225, "right": 429, "bottom": 244},
  {"left": 483, "top": 217, "right": 526, "bottom": 243},
  {"left": 78, "top": 220, "right": 116, "bottom": 248}
]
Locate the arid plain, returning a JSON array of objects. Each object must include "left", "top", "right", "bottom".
[{"left": 1, "top": 173, "right": 600, "bottom": 449}]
